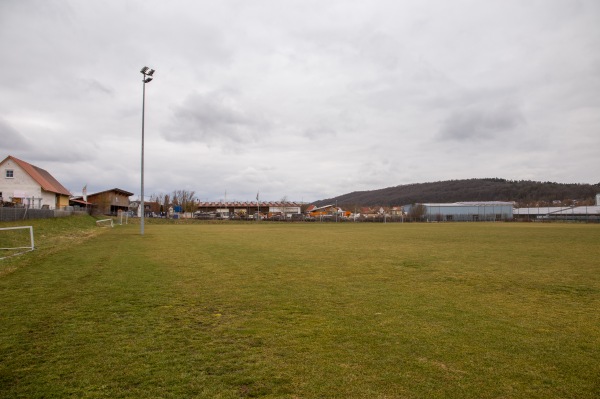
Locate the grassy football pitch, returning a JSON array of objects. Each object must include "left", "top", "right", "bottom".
[{"left": 1, "top": 216, "right": 599, "bottom": 398}]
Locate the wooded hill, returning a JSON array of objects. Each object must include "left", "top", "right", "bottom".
[{"left": 314, "top": 178, "right": 600, "bottom": 207}]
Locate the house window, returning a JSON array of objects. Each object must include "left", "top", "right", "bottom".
[{"left": 5, "top": 170, "right": 14, "bottom": 178}]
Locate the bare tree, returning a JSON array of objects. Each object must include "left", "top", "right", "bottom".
[
  {"left": 408, "top": 204, "right": 427, "bottom": 222},
  {"left": 280, "top": 196, "right": 289, "bottom": 220},
  {"left": 150, "top": 193, "right": 166, "bottom": 214},
  {"left": 163, "top": 194, "right": 170, "bottom": 216},
  {"left": 172, "top": 190, "right": 197, "bottom": 214}
]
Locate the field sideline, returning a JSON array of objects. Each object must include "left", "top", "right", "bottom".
[{"left": 1, "top": 216, "right": 599, "bottom": 398}]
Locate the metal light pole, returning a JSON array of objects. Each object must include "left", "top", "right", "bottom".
[{"left": 140, "top": 66, "right": 155, "bottom": 235}]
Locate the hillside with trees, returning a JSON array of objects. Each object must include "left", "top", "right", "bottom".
[{"left": 314, "top": 178, "right": 600, "bottom": 208}]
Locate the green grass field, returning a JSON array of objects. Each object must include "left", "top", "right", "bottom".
[{"left": 1, "top": 216, "right": 599, "bottom": 398}]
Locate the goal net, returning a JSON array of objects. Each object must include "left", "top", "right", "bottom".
[
  {"left": 0, "top": 226, "right": 35, "bottom": 259},
  {"left": 96, "top": 218, "right": 114, "bottom": 228}
]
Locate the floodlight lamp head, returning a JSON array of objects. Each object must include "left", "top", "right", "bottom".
[
  {"left": 140, "top": 66, "right": 149, "bottom": 74},
  {"left": 144, "top": 77, "right": 153, "bottom": 83},
  {"left": 147, "top": 69, "right": 155, "bottom": 76}
]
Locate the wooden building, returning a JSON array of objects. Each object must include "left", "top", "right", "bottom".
[{"left": 83, "top": 188, "right": 133, "bottom": 215}]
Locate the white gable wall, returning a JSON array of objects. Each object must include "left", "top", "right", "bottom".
[{"left": 1, "top": 160, "right": 56, "bottom": 208}]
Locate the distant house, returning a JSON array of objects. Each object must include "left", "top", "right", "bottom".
[
  {"left": 0, "top": 155, "right": 71, "bottom": 209},
  {"left": 306, "top": 204, "right": 349, "bottom": 219},
  {"left": 390, "top": 206, "right": 403, "bottom": 216},
  {"left": 77, "top": 188, "right": 133, "bottom": 215},
  {"left": 359, "top": 207, "right": 378, "bottom": 218},
  {"left": 307, "top": 204, "right": 335, "bottom": 217},
  {"left": 128, "top": 200, "right": 160, "bottom": 217}
]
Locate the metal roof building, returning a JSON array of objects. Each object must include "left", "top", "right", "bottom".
[
  {"left": 422, "top": 202, "right": 514, "bottom": 222},
  {"left": 514, "top": 206, "right": 600, "bottom": 222}
]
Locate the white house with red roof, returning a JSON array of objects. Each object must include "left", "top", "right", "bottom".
[{"left": 0, "top": 155, "right": 71, "bottom": 209}]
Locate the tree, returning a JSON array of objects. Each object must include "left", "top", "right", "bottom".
[
  {"left": 163, "top": 194, "right": 170, "bottom": 216},
  {"left": 408, "top": 204, "right": 426, "bottom": 222},
  {"left": 149, "top": 193, "right": 173, "bottom": 216},
  {"left": 280, "top": 196, "right": 289, "bottom": 220},
  {"left": 172, "top": 190, "right": 196, "bottom": 214}
]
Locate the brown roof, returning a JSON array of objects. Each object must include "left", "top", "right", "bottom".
[
  {"left": 88, "top": 188, "right": 134, "bottom": 197},
  {"left": 2, "top": 155, "right": 71, "bottom": 196}
]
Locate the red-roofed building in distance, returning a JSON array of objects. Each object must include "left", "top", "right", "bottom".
[
  {"left": 196, "top": 201, "right": 302, "bottom": 220},
  {"left": 0, "top": 155, "right": 71, "bottom": 209}
]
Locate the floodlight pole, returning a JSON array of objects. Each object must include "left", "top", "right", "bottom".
[{"left": 140, "top": 66, "right": 155, "bottom": 236}]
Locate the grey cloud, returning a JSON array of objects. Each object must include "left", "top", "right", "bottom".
[
  {"left": 80, "top": 79, "right": 114, "bottom": 97},
  {"left": 163, "top": 91, "right": 269, "bottom": 145},
  {"left": 357, "top": 31, "right": 404, "bottom": 71},
  {"left": 0, "top": 118, "right": 29, "bottom": 150},
  {"left": 303, "top": 126, "right": 337, "bottom": 140},
  {"left": 29, "top": 151, "right": 94, "bottom": 164},
  {"left": 1, "top": 1, "right": 598, "bottom": 202},
  {"left": 439, "top": 102, "right": 525, "bottom": 141},
  {"left": 354, "top": 157, "right": 395, "bottom": 187}
]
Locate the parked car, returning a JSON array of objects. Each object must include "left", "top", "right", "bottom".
[{"left": 194, "top": 212, "right": 216, "bottom": 220}]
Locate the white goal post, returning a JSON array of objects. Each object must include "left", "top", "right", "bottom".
[
  {"left": 118, "top": 211, "right": 129, "bottom": 225},
  {"left": 96, "top": 219, "right": 114, "bottom": 228},
  {"left": 0, "top": 226, "right": 35, "bottom": 259}
]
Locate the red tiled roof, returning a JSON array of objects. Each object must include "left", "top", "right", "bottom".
[
  {"left": 197, "top": 201, "right": 300, "bottom": 207},
  {"left": 2, "top": 155, "right": 71, "bottom": 196}
]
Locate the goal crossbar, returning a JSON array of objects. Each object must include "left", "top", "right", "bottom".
[
  {"left": 0, "top": 226, "right": 35, "bottom": 258},
  {"left": 96, "top": 219, "right": 114, "bottom": 228}
]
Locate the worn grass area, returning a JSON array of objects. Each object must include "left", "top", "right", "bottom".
[
  {"left": 0, "top": 221, "right": 599, "bottom": 398},
  {"left": 0, "top": 215, "right": 101, "bottom": 275}
]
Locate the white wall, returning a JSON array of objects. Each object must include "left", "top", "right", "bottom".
[
  {"left": 269, "top": 206, "right": 301, "bottom": 214},
  {"left": 0, "top": 160, "right": 55, "bottom": 208}
]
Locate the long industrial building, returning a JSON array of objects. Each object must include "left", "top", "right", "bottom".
[
  {"left": 514, "top": 205, "right": 600, "bottom": 222},
  {"left": 196, "top": 201, "right": 302, "bottom": 218},
  {"left": 420, "top": 202, "right": 514, "bottom": 222}
]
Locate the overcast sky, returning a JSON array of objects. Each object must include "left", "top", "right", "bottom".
[{"left": 1, "top": 0, "right": 599, "bottom": 202}]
